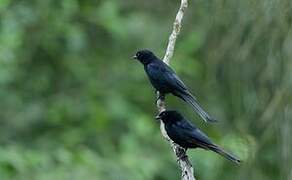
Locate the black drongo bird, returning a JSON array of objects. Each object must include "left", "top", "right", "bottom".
[
  {"left": 156, "top": 110, "right": 241, "bottom": 164},
  {"left": 133, "top": 49, "right": 216, "bottom": 123}
]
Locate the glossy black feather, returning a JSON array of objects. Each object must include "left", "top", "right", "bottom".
[
  {"left": 134, "top": 49, "right": 217, "bottom": 123},
  {"left": 157, "top": 110, "right": 241, "bottom": 164}
]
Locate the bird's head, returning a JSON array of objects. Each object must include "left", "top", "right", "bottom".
[
  {"left": 155, "top": 110, "right": 183, "bottom": 123},
  {"left": 133, "top": 49, "right": 157, "bottom": 65}
]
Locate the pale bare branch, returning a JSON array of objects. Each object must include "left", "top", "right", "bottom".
[{"left": 157, "top": 0, "right": 195, "bottom": 180}]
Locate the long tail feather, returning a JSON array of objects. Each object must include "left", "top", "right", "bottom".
[
  {"left": 210, "top": 145, "right": 241, "bottom": 164},
  {"left": 176, "top": 91, "right": 217, "bottom": 123}
]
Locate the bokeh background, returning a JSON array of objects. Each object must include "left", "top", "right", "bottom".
[{"left": 0, "top": 0, "right": 292, "bottom": 179}]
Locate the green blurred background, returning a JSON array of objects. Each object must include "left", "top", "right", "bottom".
[{"left": 0, "top": 0, "right": 291, "bottom": 179}]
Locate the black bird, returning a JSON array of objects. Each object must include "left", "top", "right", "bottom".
[
  {"left": 133, "top": 49, "right": 216, "bottom": 123},
  {"left": 156, "top": 110, "right": 241, "bottom": 164}
]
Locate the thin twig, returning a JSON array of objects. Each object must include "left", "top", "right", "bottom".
[{"left": 157, "top": 0, "right": 195, "bottom": 180}]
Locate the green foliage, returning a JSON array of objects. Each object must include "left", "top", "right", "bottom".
[{"left": 0, "top": 0, "right": 291, "bottom": 179}]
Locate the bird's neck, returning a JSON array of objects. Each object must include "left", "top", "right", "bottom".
[
  {"left": 144, "top": 58, "right": 162, "bottom": 66},
  {"left": 140, "top": 59, "right": 152, "bottom": 65}
]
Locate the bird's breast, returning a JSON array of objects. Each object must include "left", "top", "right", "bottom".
[{"left": 145, "top": 66, "right": 171, "bottom": 93}]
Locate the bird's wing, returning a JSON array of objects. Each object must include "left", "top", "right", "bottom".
[
  {"left": 146, "top": 62, "right": 188, "bottom": 92},
  {"left": 166, "top": 71, "right": 188, "bottom": 91},
  {"left": 158, "top": 63, "right": 190, "bottom": 92},
  {"left": 190, "top": 128, "right": 214, "bottom": 147},
  {"left": 174, "top": 120, "right": 214, "bottom": 148},
  {"left": 146, "top": 61, "right": 189, "bottom": 90}
]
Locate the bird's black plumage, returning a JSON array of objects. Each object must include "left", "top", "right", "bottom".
[
  {"left": 156, "top": 110, "right": 241, "bottom": 164},
  {"left": 133, "top": 49, "right": 216, "bottom": 123}
]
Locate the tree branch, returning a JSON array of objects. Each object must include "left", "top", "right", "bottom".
[{"left": 157, "top": 0, "right": 195, "bottom": 180}]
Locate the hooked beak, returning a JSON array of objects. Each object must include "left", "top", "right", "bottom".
[{"left": 132, "top": 55, "right": 137, "bottom": 59}]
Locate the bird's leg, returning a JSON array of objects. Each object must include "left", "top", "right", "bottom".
[{"left": 176, "top": 146, "right": 188, "bottom": 162}]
